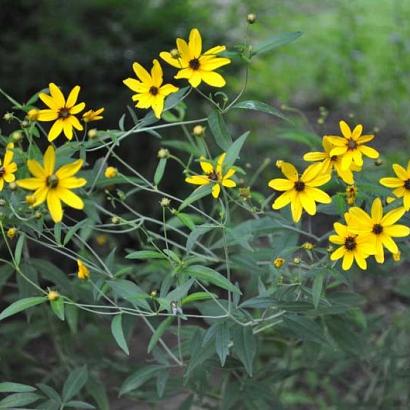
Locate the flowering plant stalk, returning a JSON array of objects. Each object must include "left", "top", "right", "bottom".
[{"left": 0, "top": 21, "right": 408, "bottom": 410}]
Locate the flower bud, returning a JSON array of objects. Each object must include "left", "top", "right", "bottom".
[
  {"left": 11, "top": 131, "right": 23, "bottom": 142},
  {"left": 192, "top": 125, "right": 205, "bottom": 137},
  {"left": 6, "top": 227, "right": 17, "bottom": 239},
  {"left": 3, "top": 112, "right": 13, "bottom": 121},
  {"left": 293, "top": 257, "right": 301, "bottom": 265},
  {"left": 25, "top": 195, "right": 36, "bottom": 206},
  {"left": 47, "top": 290, "right": 59, "bottom": 301},
  {"left": 27, "top": 109, "right": 40, "bottom": 121},
  {"left": 105, "top": 166, "right": 118, "bottom": 179},
  {"left": 276, "top": 160, "right": 284, "bottom": 169},
  {"left": 9, "top": 182, "right": 17, "bottom": 191},
  {"left": 34, "top": 211, "right": 42, "bottom": 219},
  {"left": 374, "top": 158, "right": 383, "bottom": 166},
  {"left": 88, "top": 128, "right": 98, "bottom": 139},
  {"left": 0, "top": 199, "right": 6, "bottom": 206},
  {"left": 160, "top": 197, "right": 171, "bottom": 207},
  {"left": 170, "top": 49, "right": 180, "bottom": 58},
  {"left": 247, "top": 13, "right": 256, "bottom": 24},
  {"left": 21, "top": 120, "right": 29, "bottom": 128},
  {"left": 96, "top": 234, "right": 108, "bottom": 246},
  {"left": 111, "top": 216, "right": 120, "bottom": 224},
  {"left": 157, "top": 148, "right": 170, "bottom": 159},
  {"left": 302, "top": 242, "right": 314, "bottom": 250},
  {"left": 273, "top": 257, "right": 285, "bottom": 269},
  {"left": 239, "top": 187, "right": 251, "bottom": 200},
  {"left": 393, "top": 251, "right": 401, "bottom": 262}
]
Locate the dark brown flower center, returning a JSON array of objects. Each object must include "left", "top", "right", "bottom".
[
  {"left": 149, "top": 86, "right": 159, "bottom": 96},
  {"left": 405, "top": 179, "right": 410, "bottom": 190},
  {"left": 347, "top": 139, "right": 357, "bottom": 150},
  {"left": 207, "top": 171, "right": 219, "bottom": 181},
  {"left": 46, "top": 174, "right": 59, "bottom": 188},
  {"left": 330, "top": 155, "right": 338, "bottom": 161},
  {"left": 344, "top": 236, "right": 357, "bottom": 251},
  {"left": 0, "top": 166, "right": 5, "bottom": 177},
  {"left": 189, "top": 58, "right": 200, "bottom": 70},
  {"left": 58, "top": 107, "right": 70, "bottom": 119},
  {"left": 372, "top": 224, "right": 383, "bottom": 235},
  {"left": 294, "top": 180, "right": 305, "bottom": 192}
]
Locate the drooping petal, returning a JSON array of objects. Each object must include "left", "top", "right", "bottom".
[
  {"left": 354, "top": 253, "right": 367, "bottom": 270},
  {"left": 342, "top": 251, "right": 354, "bottom": 270},
  {"left": 48, "top": 119, "right": 64, "bottom": 142},
  {"left": 201, "top": 71, "right": 226, "bottom": 88},
  {"left": 47, "top": 189, "right": 63, "bottom": 223},
  {"left": 211, "top": 183, "right": 221, "bottom": 199}
]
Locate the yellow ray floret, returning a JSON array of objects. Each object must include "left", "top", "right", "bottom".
[
  {"left": 16, "top": 146, "right": 87, "bottom": 223},
  {"left": 325, "top": 120, "right": 379, "bottom": 170},
  {"left": 268, "top": 162, "right": 331, "bottom": 223},
  {"left": 0, "top": 143, "right": 18, "bottom": 191},
  {"left": 303, "top": 136, "right": 361, "bottom": 184},
  {"left": 160, "top": 28, "right": 231, "bottom": 88},
  {"left": 123, "top": 59, "right": 178, "bottom": 119},
  {"left": 185, "top": 153, "right": 236, "bottom": 199},
  {"left": 379, "top": 160, "right": 410, "bottom": 210},
  {"left": 346, "top": 198, "right": 409, "bottom": 263},
  {"left": 329, "top": 222, "right": 374, "bottom": 270},
  {"left": 77, "top": 259, "right": 90, "bottom": 280},
  {"left": 37, "top": 83, "right": 86, "bottom": 142},
  {"left": 83, "top": 107, "right": 104, "bottom": 122}
]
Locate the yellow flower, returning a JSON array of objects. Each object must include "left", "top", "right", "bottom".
[
  {"left": 379, "top": 160, "right": 410, "bottom": 210},
  {"left": 77, "top": 259, "right": 90, "bottom": 280},
  {"left": 105, "top": 166, "right": 118, "bottom": 179},
  {"left": 0, "top": 143, "right": 17, "bottom": 191},
  {"left": 329, "top": 222, "right": 373, "bottom": 270},
  {"left": 37, "top": 83, "right": 85, "bottom": 142},
  {"left": 160, "top": 28, "right": 231, "bottom": 88},
  {"left": 6, "top": 227, "right": 17, "bottom": 239},
  {"left": 185, "top": 153, "right": 236, "bottom": 199},
  {"left": 47, "top": 290, "right": 59, "bottom": 301},
  {"left": 303, "top": 136, "right": 361, "bottom": 184},
  {"left": 273, "top": 257, "right": 285, "bottom": 269},
  {"left": 82, "top": 107, "right": 104, "bottom": 122},
  {"left": 326, "top": 121, "right": 379, "bottom": 170},
  {"left": 16, "top": 146, "right": 86, "bottom": 223},
  {"left": 123, "top": 59, "right": 178, "bottom": 119},
  {"left": 347, "top": 198, "right": 409, "bottom": 263},
  {"left": 268, "top": 162, "right": 331, "bottom": 223}
]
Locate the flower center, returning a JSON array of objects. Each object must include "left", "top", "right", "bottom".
[
  {"left": 58, "top": 107, "right": 70, "bottom": 119},
  {"left": 330, "top": 155, "right": 338, "bottom": 161},
  {"left": 405, "top": 179, "right": 410, "bottom": 190},
  {"left": 294, "top": 180, "right": 305, "bottom": 192},
  {"left": 46, "top": 174, "right": 59, "bottom": 188},
  {"left": 0, "top": 166, "right": 5, "bottom": 177},
  {"left": 149, "top": 86, "right": 159, "bottom": 96},
  {"left": 344, "top": 236, "right": 357, "bottom": 251},
  {"left": 189, "top": 58, "right": 200, "bottom": 70},
  {"left": 207, "top": 171, "right": 219, "bottom": 181},
  {"left": 372, "top": 224, "right": 383, "bottom": 235},
  {"left": 347, "top": 139, "right": 357, "bottom": 150}
]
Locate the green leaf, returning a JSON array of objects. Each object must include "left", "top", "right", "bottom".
[
  {"left": 53, "top": 223, "right": 62, "bottom": 245},
  {"left": 215, "top": 322, "right": 230, "bottom": 366},
  {"left": 251, "top": 31, "right": 302, "bottom": 57},
  {"left": 111, "top": 314, "right": 129, "bottom": 355},
  {"left": 0, "top": 296, "right": 47, "bottom": 321},
  {"left": 175, "top": 212, "right": 196, "bottom": 230},
  {"left": 231, "top": 100, "right": 288, "bottom": 122},
  {"left": 0, "top": 382, "right": 36, "bottom": 393},
  {"left": 0, "top": 393, "right": 41, "bottom": 408},
  {"left": 182, "top": 292, "right": 217, "bottom": 305},
  {"left": 156, "top": 370, "right": 169, "bottom": 398},
  {"left": 65, "top": 400, "right": 95, "bottom": 409},
  {"left": 312, "top": 270, "right": 326, "bottom": 309},
  {"left": 108, "top": 279, "right": 150, "bottom": 310},
  {"left": 284, "top": 315, "right": 328, "bottom": 345},
  {"left": 126, "top": 250, "right": 165, "bottom": 260},
  {"left": 65, "top": 304, "right": 79, "bottom": 334},
  {"left": 85, "top": 376, "right": 109, "bottom": 410},
  {"left": 232, "top": 326, "right": 256, "bottom": 376},
  {"left": 154, "top": 158, "right": 167, "bottom": 186},
  {"left": 186, "top": 224, "right": 213, "bottom": 252},
  {"left": 36, "top": 383, "right": 61, "bottom": 403},
  {"left": 208, "top": 110, "right": 232, "bottom": 150},
  {"left": 14, "top": 233, "right": 25, "bottom": 267},
  {"left": 50, "top": 297, "right": 65, "bottom": 321},
  {"left": 119, "top": 365, "right": 165, "bottom": 396},
  {"left": 277, "top": 129, "right": 321, "bottom": 148},
  {"left": 224, "top": 131, "right": 249, "bottom": 170},
  {"left": 62, "top": 366, "right": 88, "bottom": 402},
  {"left": 184, "top": 265, "right": 241, "bottom": 295},
  {"left": 148, "top": 317, "right": 174, "bottom": 353},
  {"left": 178, "top": 184, "right": 212, "bottom": 211}
]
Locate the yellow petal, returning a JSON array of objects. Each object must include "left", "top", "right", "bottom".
[
  {"left": 63, "top": 120, "right": 74, "bottom": 140},
  {"left": 32, "top": 186, "right": 48, "bottom": 207},
  {"left": 132, "top": 62, "right": 152, "bottom": 84},
  {"left": 290, "top": 197, "right": 303, "bottom": 223},
  {"left": 39, "top": 93, "right": 59, "bottom": 110},
  {"left": 211, "top": 183, "right": 221, "bottom": 198},
  {"left": 151, "top": 59, "right": 163, "bottom": 87},
  {"left": 37, "top": 108, "right": 59, "bottom": 121},
  {"left": 281, "top": 162, "right": 298, "bottom": 182},
  {"left": 268, "top": 178, "right": 294, "bottom": 191},
  {"left": 160, "top": 51, "right": 183, "bottom": 68},
  {"left": 383, "top": 224, "right": 410, "bottom": 238},
  {"left": 199, "top": 158, "right": 213, "bottom": 174},
  {"left": 58, "top": 188, "right": 84, "bottom": 209},
  {"left": 342, "top": 251, "right": 354, "bottom": 270},
  {"left": 303, "top": 151, "right": 327, "bottom": 162},
  {"left": 70, "top": 102, "right": 85, "bottom": 115},
  {"left": 359, "top": 145, "right": 379, "bottom": 159},
  {"left": 56, "top": 159, "right": 83, "bottom": 179},
  {"left": 151, "top": 97, "right": 165, "bottom": 119},
  {"left": 381, "top": 235, "right": 398, "bottom": 254},
  {"left": 330, "top": 246, "right": 345, "bottom": 261},
  {"left": 17, "top": 178, "right": 43, "bottom": 190},
  {"left": 49, "top": 83, "right": 65, "bottom": 107},
  {"left": 339, "top": 120, "right": 352, "bottom": 139},
  {"left": 43, "top": 145, "right": 56, "bottom": 175},
  {"left": 379, "top": 177, "right": 403, "bottom": 188},
  {"left": 47, "top": 190, "right": 63, "bottom": 223},
  {"left": 200, "top": 56, "right": 231, "bottom": 71},
  {"left": 69, "top": 116, "right": 83, "bottom": 131},
  {"left": 221, "top": 178, "right": 236, "bottom": 188},
  {"left": 3, "top": 143, "right": 14, "bottom": 166},
  {"left": 48, "top": 119, "right": 64, "bottom": 142},
  {"left": 299, "top": 191, "right": 316, "bottom": 215},
  {"left": 189, "top": 28, "right": 202, "bottom": 58},
  {"left": 354, "top": 253, "right": 367, "bottom": 270},
  {"left": 351, "top": 124, "right": 363, "bottom": 140},
  {"left": 272, "top": 190, "right": 294, "bottom": 209},
  {"left": 305, "top": 187, "right": 331, "bottom": 203},
  {"left": 185, "top": 175, "right": 209, "bottom": 185},
  {"left": 371, "top": 198, "right": 383, "bottom": 223},
  {"left": 381, "top": 207, "right": 405, "bottom": 226},
  {"left": 216, "top": 153, "right": 226, "bottom": 175},
  {"left": 27, "top": 160, "right": 46, "bottom": 178},
  {"left": 201, "top": 71, "right": 226, "bottom": 87},
  {"left": 393, "top": 164, "right": 408, "bottom": 180},
  {"left": 160, "top": 84, "right": 179, "bottom": 97},
  {"left": 66, "top": 85, "right": 81, "bottom": 108},
  {"left": 59, "top": 177, "right": 87, "bottom": 189}
]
